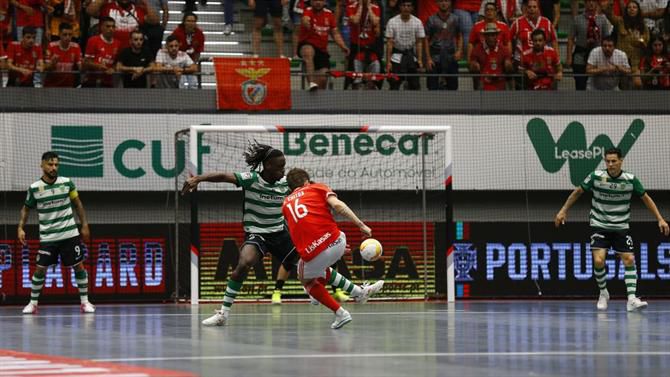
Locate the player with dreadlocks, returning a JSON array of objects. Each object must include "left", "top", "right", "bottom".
[{"left": 182, "top": 142, "right": 298, "bottom": 326}]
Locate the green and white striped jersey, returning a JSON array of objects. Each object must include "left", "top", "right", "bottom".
[
  {"left": 234, "top": 171, "right": 289, "bottom": 233},
  {"left": 580, "top": 169, "right": 645, "bottom": 231},
  {"left": 24, "top": 176, "right": 80, "bottom": 244}
]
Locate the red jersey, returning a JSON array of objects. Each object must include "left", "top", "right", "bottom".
[
  {"left": 521, "top": 46, "right": 559, "bottom": 90},
  {"left": 469, "top": 42, "right": 511, "bottom": 90},
  {"left": 454, "top": 0, "right": 480, "bottom": 12},
  {"left": 44, "top": 41, "right": 81, "bottom": 87},
  {"left": 640, "top": 54, "right": 670, "bottom": 88},
  {"left": 7, "top": 41, "right": 42, "bottom": 85},
  {"left": 101, "top": 2, "right": 146, "bottom": 49},
  {"left": 510, "top": 15, "right": 556, "bottom": 60},
  {"left": 15, "top": 0, "right": 45, "bottom": 27},
  {"left": 282, "top": 183, "right": 341, "bottom": 262},
  {"left": 346, "top": 3, "right": 380, "bottom": 47},
  {"left": 171, "top": 24, "right": 205, "bottom": 61},
  {"left": 469, "top": 20, "right": 510, "bottom": 48},
  {"left": 84, "top": 35, "right": 120, "bottom": 87},
  {"left": 299, "top": 7, "right": 337, "bottom": 53}
]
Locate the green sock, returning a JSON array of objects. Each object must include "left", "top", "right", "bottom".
[
  {"left": 30, "top": 270, "right": 46, "bottom": 305},
  {"left": 624, "top": 265, "right": 637, "bottom": 300},
  {"left": 221, "top": 279, "right": 243, "bottom": 313},
  {"left": 594, "top": 266, "right": 607, "bottom": 292},
  {"left": 328, "top": 268, "right": 361, "bottom": 297},
  {"left": 75, "top": 269, "right": 89, "bottom": 303}
]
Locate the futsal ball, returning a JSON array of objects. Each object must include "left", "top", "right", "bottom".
[{"left": 360, "top": 238, "right": 383, "bottom": 262}]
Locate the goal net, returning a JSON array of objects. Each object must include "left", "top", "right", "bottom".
[{"left": 176, "top": 124, "right": 453, "bottom": 303}]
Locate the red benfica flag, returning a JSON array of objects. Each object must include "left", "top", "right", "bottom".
[{"left": 214, "top": 57, "right": 292, "bottom": 111}]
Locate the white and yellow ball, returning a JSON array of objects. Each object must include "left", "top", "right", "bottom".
[{"left": 360, "top": 238, "right": 383, "bottom": 262}]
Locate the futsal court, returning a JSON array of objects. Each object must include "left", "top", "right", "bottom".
[{"left": 2, "top": 300, "right": 669, "bottom": 377}]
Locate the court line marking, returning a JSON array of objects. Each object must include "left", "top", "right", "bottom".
[{"left": 94, "top": 351, "right": 670, "bottom": 363}]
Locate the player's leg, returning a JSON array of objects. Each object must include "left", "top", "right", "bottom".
[
  {"left": 202, "top": 243, "right": 262, "bottom": 326},
  {"left": 272, "top": 264, "right": 289, "bottom": 304},
  {"left": 268, "top": 230, "right": 299, "bottom": 305},
  {"left": 23, "top": 243, "right": 59, "bottom": 314},
  {"left": 61, "top": 237, "right": 94, "bottom": 313},
  {"left": 590, "top": 231, "right": 610, "bottom": 310},
  {"left": 616, "top": 232, "right": 647, "bottom": 311},
  {"left": 73, "top": 262, "right": 95, "bottom": 313}
]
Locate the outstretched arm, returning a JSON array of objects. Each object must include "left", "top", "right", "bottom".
[
  {"left": 555, "top": 186, "right": 584, "bottom": 227},
  {"left": 641, "top": 193, "right": 670, "bottom": 236},
  {"left": 181, "top": 172, "right": 238, "bottom": 194},
  {"left": 327, "top": 195, "right": 371, "bottom": 237}
]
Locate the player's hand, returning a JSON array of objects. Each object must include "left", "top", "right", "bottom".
[
  {"left": 18, "top": 228, "right": 26, "bottom": 246},
  {"left": 554, "top": 211, "right": 567, "bottom": 228},
  {"left": 360, "top": 224, "right": 372, "bottom": 238},
  {"left": 80, "top": 224, "right": 91, "bottom": 244},
  {"left": 181, "top": 176, "right": 201, "bottom": 195},
  {"left": 659, "top": 219, "right": 669, "bottom": 236}
]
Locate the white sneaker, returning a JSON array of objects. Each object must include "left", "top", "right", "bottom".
[
  {"left": 308, "top": 82, "right": 319, "bottom": 92},
  {"left": 627, "top": 297, "right": 648, "bottom": 312},
  {"left": 355, "top": 280, "right": 384, "bottom": 304},
  {"left": 596, "top": 290, "right": 609, "bottom": 310},
  {"left": 223, "top": 24, "right": 233, "bottom": 35},
  {"left": 22, "top": 302, "right": 38, "bottom": 314},
  {"left": 80, "top": 302, "right": 96, "bottom": 313},
  {"left": 202, "top": 310, "right": 228, "bottom": 326},
  {"left": 331, "top": 308, "right": 352, "bottom": 329}
]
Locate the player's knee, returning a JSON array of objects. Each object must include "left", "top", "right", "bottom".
[{"left": 621, "top": 253, "right": 635, "bottom": 266}]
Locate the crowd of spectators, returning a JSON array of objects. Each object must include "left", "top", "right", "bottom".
[{"left": 0, "top": 0, "right": 668, "bottom": 89}]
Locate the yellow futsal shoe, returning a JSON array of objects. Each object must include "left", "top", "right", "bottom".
[
  {"left": 333, "top": 288, "right": 349, "bottom": 303},
  {"left": 272, "top": 290, "right": 282, "bottom": 305}
]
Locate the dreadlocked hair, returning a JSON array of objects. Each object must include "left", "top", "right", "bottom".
[{"left": 243, "top": 141, "right": 284, "bottom": 171}]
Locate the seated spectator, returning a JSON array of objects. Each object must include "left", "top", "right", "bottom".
[
  {"left": 602, "top": 0, "right": 648, "bottom": 88},
  {"left": 116, "top": 30, "right": 155, "bottom": 88},
  {"left": 385, "top": 0, "right": 425, "bottom": 90},
  {"left": 510, "top": 0, "right": 558, "bottom": 64},
  {"left": 567, "top": 0, "right": 612, "bottom": 90},
  {"left": 639, "top": 35, "right": 670, "bottom": 88},
  {"left": 519, "top": 29, "right": 562, "bottom": 89},
  {"left": 424, "top": 0, "right": 461, "bottom": 90},
  {"left": 347, "top": 0, "right": 381, "bottom": 89},
  {"left": 586, "top": 35, "right": 632, "bottom": 89},
  {"left": 298, "top": 0, "right": 349, "bottom": 91},
  {"left": 87, "top": 0, "right": 160, "bottom": 50},
  {"left": 44, "top": 22, "right": 81, "bottom": 87},
  {"left": 6, "top": 26, "right": 44, "bottom": 86},
  {"left": 154, "top": 34, "right": 198, "bottom": 89},
  {"left": 469, "top": 22, "right": 513, "bottom": 90},
  {"left": 171, "top": 12, "right": 205, "bottom": 63},
  {"left": 47, "top": 0, "right": 80, "bottom": 43},
  {"left": 83, "top": 16, "right": 120, "bottom": 87},
  {"left": 469, "top": 2, "right": 511, "bottom": 61}
]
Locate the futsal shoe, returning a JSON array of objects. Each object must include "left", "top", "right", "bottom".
[
  {"left": 331, "top": 308, "right": 352, "bottom": 329},
  {"left": 202, "top": 310, "right": 228, "bottom": 326},
  {"left": 627, "top": 297, "right": 648, "bottom": 312},
  {"left": 80, "top": 302, "right": 96, "bottom": 313},
  {"left": 22, "top": 302, "right": 38, "bottom": 314},
  {"left": 272, "top": 290, "right": 282, "bottom": 305},
  {"left": 332, "top": 288, "right": 349, "bottom": 303},
  {"left": 355, "top": 280, "right": 384, "bottom": 304},
  {"left": 596, "top": 290, "right": 609, "bottom": 310}
]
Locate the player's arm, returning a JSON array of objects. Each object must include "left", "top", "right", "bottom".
[
  {"left": 71, "top": 195, "right": 91, "bottom": 244},
  {"left": 640, "top": 193, "right": 670, "bottom": 236},
  {"left": 326, "top": 195, "right": 372, "bottom": 237},
  {"left": 181, "top": 172, "right": 237, "bottom": 194},
  {"left": 18, "top": 205, "right": 30, "bottom": 245},
  {"left": 555, "top": 186, "right": 584, "bottom": 227}
]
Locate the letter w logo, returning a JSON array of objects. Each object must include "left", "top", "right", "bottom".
[{"left": 526, "top": 118, "right": 645, "bottom": 186}]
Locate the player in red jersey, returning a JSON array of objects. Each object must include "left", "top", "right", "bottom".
[
  {"left": 44, "top": 22, "right": 82, "bottom": 87},
  {"left": 520, "top": 29, "right": 562, "bottom": 90},
  {"left": 282, "top": 168, "right": 384, "bottom": 329}
]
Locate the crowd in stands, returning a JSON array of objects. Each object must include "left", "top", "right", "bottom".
[{"left": 0, "top": 0, "right": 668, "bottom": 89}]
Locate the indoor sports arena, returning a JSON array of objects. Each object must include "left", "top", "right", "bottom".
[{"left": 1, "top": 1, "right": 670, "bottom": 375}]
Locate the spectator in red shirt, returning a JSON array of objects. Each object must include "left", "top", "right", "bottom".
[
  {"left": 520, "top": 28, "right": 562, "bottom": 89},
  {"left": 83, "top": 16, "right": 120, "bottom": 87},
  {"left": 6, "top": 26, "right": 44, "bottom": 86},
  {"left": 347, "top": 0, "right": 381, "bottom": 89},
  {"left": 87, "top": 0, "right": 159, "bottom": 50},
  {"left": 44, "top": 22, "right": 81, "bottom": 87},
  {"left": 469, "top": 22, "right": 513, "bottom": 90},
  {"left": 510, "top": 0, "right": 558, "bottom": 63},
  {"left": 298, "top": 0, "right": 349, "bottom": 91},
  {"left": 170, "top": 12, "right": 205, "bottom": 63},
  {"left": 639, "top": 35, "right": 670, "bottom": 89},
  {"left": 468, "top": 2, "right": 511, "bottom": 61}
]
